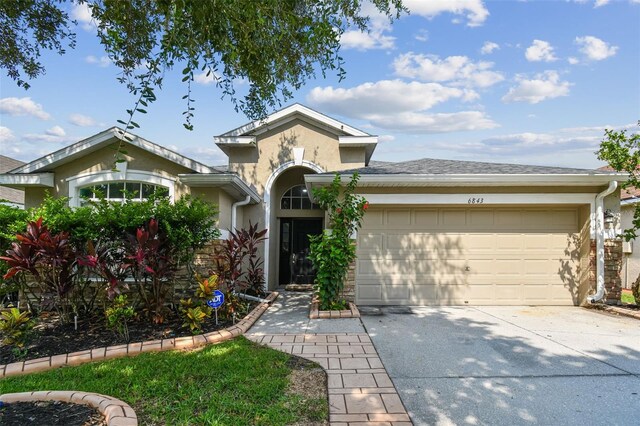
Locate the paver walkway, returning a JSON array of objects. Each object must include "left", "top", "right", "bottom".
[{"left": 247, "top": 291, "right": 412, "bottom": 426}]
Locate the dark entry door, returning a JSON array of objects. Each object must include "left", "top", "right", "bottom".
[{"left": 279, "top": 218, "right": 323, "bottom": 285}]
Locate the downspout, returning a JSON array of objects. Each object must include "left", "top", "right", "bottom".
[
  {"left": 231, "top": 195, "right": 251, "bottom": 230},
  {"left": 588, "top": 181, "right": 618, "bottom": 303}
]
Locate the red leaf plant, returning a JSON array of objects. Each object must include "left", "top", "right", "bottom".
[
  {"left": 0, "top": 218, "right": 77, "bottom": 322},
  {"left": 123, "top": 218, "right": 177, "bottom": 324}
]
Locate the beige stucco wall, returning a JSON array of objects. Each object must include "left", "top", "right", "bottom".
[
  {"left": 228, "top": 118, "right": 368, "bottom": 288},
  {"left": 227, "top": 118, "right": 364, "bottom": 192}
]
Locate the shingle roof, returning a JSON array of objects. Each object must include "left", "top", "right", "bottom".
[
  {"left": 334, "top": 158, "right": 613, "bottom": 176},
  {"left": 0, "top": 155, "right": 25, "bottom": 205}
]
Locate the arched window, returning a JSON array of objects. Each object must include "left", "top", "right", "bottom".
[
  {"left": 66, "top": 166, "right": 175, "bottom": 207},
  {"left": 78, "top": 182, "right": 169, "bottom": 205},
  {"left": 280, "top": 185, "right": 320, "bottom": 210}
]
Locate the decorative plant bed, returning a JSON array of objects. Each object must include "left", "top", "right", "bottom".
[
  {"left": 0, "top": 391, "right": 137, "bottom": 426},
  {"left": 0, "top": 292, "right": 278, "bottom": 378},
  {"left": 0, "top": 302, "right": 258, "bottom": 365},
  {"left": 309, "top": 299, "right": 360, "bottom": 319}
]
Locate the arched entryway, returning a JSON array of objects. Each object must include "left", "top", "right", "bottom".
[{"left": 265, "top": 164, "right": 325, "bottom": 287}]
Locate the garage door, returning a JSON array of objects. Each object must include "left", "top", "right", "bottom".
[{"left": 356, "top": 206, "right": 583, "bottom": 306}]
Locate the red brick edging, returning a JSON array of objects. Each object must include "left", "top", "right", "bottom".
[
  {"left": 586, "top": 303, "right": 640, "bottom": 320},
  {"left": 1, "top": 391, "right": 138, "bottom": 426},
  {"left": 0, "top": 292, "right": 279, "bottom": 379},
  {"left": 310, "top": 300, "right": 360, "bottom": 319}
]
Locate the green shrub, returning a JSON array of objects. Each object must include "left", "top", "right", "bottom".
[
  {"left": 309, "top": 173, "right": 368, "bottom": 310},
  {"left": 0, "top": 307, "right": 35, "bottom": 349},
  {"left": 105, "top": 295, "right": 136, "bottom": 341}
]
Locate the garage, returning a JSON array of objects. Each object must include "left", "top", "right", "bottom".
[{"left": 356, "top": 206, "right": 587, "bottom": 306}]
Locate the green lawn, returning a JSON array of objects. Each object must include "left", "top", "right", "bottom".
[
  {"left": 0, "top": 337, "right": 327, "bottom": 425},
  {"left": 621, "top": 292, "right": 636, "bottom": 304}
]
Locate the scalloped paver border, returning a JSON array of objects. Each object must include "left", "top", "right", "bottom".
[
  {"left": 1, "top": 391, "right": 138, "bottom": 426},
  {"left": 0, "top": 292, "right": 278, "bottom": 379}
]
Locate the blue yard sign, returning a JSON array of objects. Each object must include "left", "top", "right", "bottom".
[{"left": 207, "top": 290, "right": 225, "bottom": 309}]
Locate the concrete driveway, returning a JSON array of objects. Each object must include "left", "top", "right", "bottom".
[{"left": 361, "top": 306, "right": 640, "bottom": 426}]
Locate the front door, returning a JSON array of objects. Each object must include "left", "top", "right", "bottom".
[{"left": 279, "top": 218, "right": 323, "bottom": 285}]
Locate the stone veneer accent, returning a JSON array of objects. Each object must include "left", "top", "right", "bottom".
[
  {"left": 0, "top": 391, "right": 138, "bottom": 426},
  {"left": 341, "top": 261, "right": 356, "bottom": 303},
  {"left": 0, "top": 292, "right": 278, "bottom": 379},
  {"left": 589, "top": 239, "right": 623, "bottom": 304}
]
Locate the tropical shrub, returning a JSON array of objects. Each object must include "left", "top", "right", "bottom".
[
  {"left": 309, "top": 173, "right": 368, "bottom": 310},
  {"left": 212, "top": 222, "right": 267, "bottom": 294},
  {"left": 0, "top": 218, "right": 80, "bottom": 322},
  {"left": 0, "top": 307, "right": 35, "bottom": 349},
  {"left": 179, "top": 298, "right": 212, "bottom": 333},
  {"left": 123, "top": 218, "right": 177, "bottom": 324},
  {"left": 105, "top": 295, "right": 136, "bottom": 341}
]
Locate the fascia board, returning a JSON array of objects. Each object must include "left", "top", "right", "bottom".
[
  {"left": 11, "top": 127, "right": 216, "bottom": 175},
  {"left": 178, "top": 174, "right": 260, "bottom": 203},
  {"left": 219, "top": 104, "right": 369, "bottom": 137},
  {"left": 305, "top": 173, "right": 626, "bottom": 187},
  {"left": 0, "top": 173, "right": 54, "bottom": 187}
]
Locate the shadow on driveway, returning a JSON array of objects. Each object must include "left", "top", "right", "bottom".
[{"left": 362, "top": 306, "right": 640, "bottom": 426}]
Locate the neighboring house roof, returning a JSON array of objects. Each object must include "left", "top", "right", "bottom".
[
  {"left": 598, "top": 165, "right": 640, "bottom": 204},
  {"left": 214, "top": 103, "right": 378, "bottom": 165},
  {"left": 7, "top": 127, "right": 219, "bottom": 175},
  {"left": 306, "top": 157, "right": 624, "bottom": 190},
  {"left": 0, "top": 155, "right": 25, "bottom": 206}
]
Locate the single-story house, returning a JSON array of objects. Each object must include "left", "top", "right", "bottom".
[
  {"left": 0, "top": 104, "right": 625, "bottom": 305},
  {"left": 0, "top": 155, "right": 25, "bottom": 208}
]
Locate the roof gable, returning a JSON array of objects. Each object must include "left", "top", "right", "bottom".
[
  {"left": 218, "top": 103, "right": 370, "bottom": 137},
  {"left": 9, "top": 128, "right": 217, "bottom": 175}
]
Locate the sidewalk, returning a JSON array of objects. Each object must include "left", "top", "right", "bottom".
[{"left": 246, "top": 291, "right": 412, "bottom": 426}]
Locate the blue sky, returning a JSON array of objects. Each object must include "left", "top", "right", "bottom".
[{"left": 1, "top": 0, "right": 638, "bottom": 169}]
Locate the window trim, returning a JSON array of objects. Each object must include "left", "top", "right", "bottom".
[
  {"left": 280, "top": 184, "right": 320, "bottom": 210},
  {"left": 67, "top": 167, "right": 175, "bottom": 207}
]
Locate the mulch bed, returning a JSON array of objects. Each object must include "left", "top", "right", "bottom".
[
  {"left": 0, "top": 303, "right": 257, "bottom": 365},
  {"left": 0, "top": 401, "right": 106, "bottom": 426}
]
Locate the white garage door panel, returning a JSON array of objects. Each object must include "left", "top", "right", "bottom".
[{"left": 356, "top": 207, "right": 582, "bottom": 306}]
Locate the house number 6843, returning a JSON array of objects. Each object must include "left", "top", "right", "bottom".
[{"left": 468, "top": 197, "right": 484, "bottom": 204}]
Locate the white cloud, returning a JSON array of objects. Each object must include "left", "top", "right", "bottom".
[
  {"left": 45, "top": 126, "right": 66, "bottom": 137},
  {"left": 575, "top": 35, "right": 618, "bottom": 61},
  {"left": 307, "top": 79, "right": 497, "bottom": 133},
  {"left": 0, "top": 97, "right": 51, "bottom": 120},
  {"left": 414, "top": 29, "right": 429, "bottom": 42},
  {"left": 71, "top": 3, "right": 97, "bottom": 31},
  {"left": 0, "top": 126, "right": 16, "bottom": 144},
  {"left": 392, "top": 53, "right": 504, "bottom": 88},
  {"left": 85, "top": 55, "right": 111, "bottom": 67},
  {"left": 404, "top": 0, "right": 489, "bottom": 27},
  {"left": 69, "top": 113, "right": 99, "bottom": 127},
  {"left": 480, "top": 41, "right": 499, "bottom": 55},
  {"left": 366, "top": 111, "right": 498, "bottom": 133},
  {"left": 525, "top": 40, "right": 558, "bottom": 62},
  {"left": 568, "top": 56, "right": 580, "bottom": 65},
  {"left": 502, "top": 71, "right": 571, "bottom": 104},
  {"left": 440, "top": 123, "right": 637, "bottom": 161},
  {"left": 178, "top": 146, "right": 227, "bottom": 166},
  {"left": 341, "top": 4, "right": 396, "bottom": 50},
  {"left": 193, "top": 71, "right": 220, "bottom": 85},
  {"left": 594, "top": 0, "right": 611, "bottom": 7},
  {"left": 308, "top": 80, "right": 469, "bottom": 116},
  {"left": 378, "top": 134, "right": 396, "bottom": 143}
]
